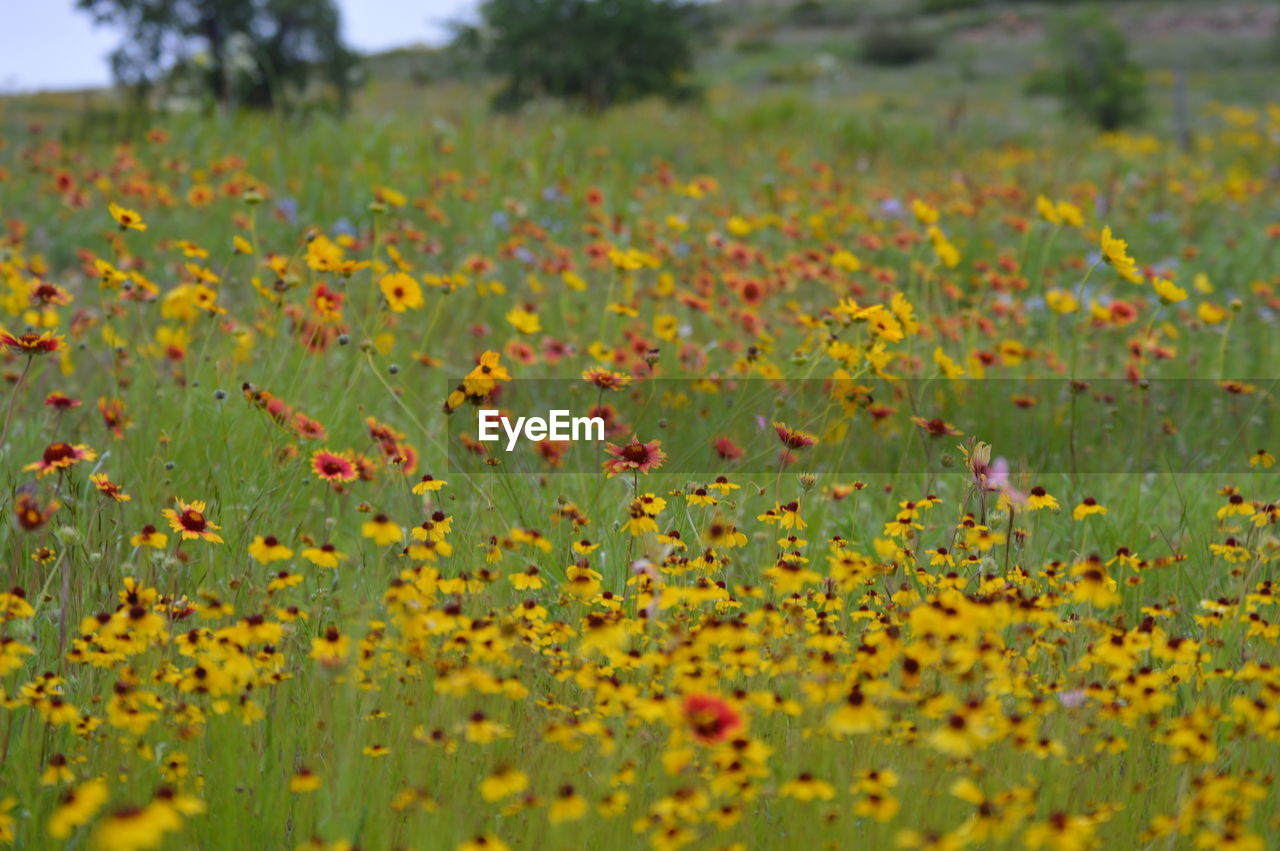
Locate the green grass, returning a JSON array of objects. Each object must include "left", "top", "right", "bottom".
[{"left": 0, "top": 21, "right": 1279, "bottom": 849}]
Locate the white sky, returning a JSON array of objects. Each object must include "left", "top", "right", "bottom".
[{"left": 0, "top": 1, "right": 479, "bottom": 92}]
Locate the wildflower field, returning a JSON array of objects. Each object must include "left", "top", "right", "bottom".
[{"left": 1, "top": 82, "right": 1280, "bottom": 851}]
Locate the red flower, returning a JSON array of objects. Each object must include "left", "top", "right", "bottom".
[
  {"left": 602, "top": 438, "right": 666, "bottom": 477},
  {"left": 683, "top": 694, "right": 742, "bottom": 744},
  {"left": 43, "top": 392, "right": 82, "bottom": 410},
  {"left": 0, "top": 329, "right": 62, "bottom": 356},
  {"left": 773, "top": 421, "right": 817, "bottom": 449},
  {"left": 712, "top": 436, "right": 743, "bottom": 461},
  {"left": 311, "top": 449, "right": 358, "bottom": 484},
  {"left": 23, "top": 442, "right": 96, "bottom": 478}
]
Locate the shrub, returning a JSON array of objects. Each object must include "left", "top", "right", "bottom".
[
  {"left": 858, "top": 18, "right": 941, "bottom": 67},
  {"left": 1034, "top": 8, "right": 1147, "bottom": 131}
]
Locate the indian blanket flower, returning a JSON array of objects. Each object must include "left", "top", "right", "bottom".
[
  {"left": 311, "top": 449, "right": 358, "bottom": 483},
  {"left": 773, "top": 421, "right": 818, "bottom": 449},
  {"left": 162, "top": 499, "right": 224, "bottom": 543},
  {"left": 602, "top": 437, "right": 666, "bottom": 476},
  {"left": 0, "top": 328, "right": 63, "bottom": 356},
  {"left": 89, "top": 473, "right": 131, "bottom": 502},
  {"left": 24, "top": 442, "right": 97, "bottom": 478},
  {"left": 683, "top": 693, "right": 742, "bottom": 744}
]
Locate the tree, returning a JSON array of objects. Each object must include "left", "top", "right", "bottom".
[
  {"left": 469, "top": 0, "right": 708, "bottom": 112},
  {"left": 77, "top": 0, "right": 358, "bottom": 111},
  {"left": 1037, "top": 9, "right": 1146, "bottom": 132}
]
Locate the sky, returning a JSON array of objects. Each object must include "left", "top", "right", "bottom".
[{"left": 0, "top": 1, "right": 479, "bottom": 93}]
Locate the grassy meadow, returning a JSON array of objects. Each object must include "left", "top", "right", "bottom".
[{"left": 2, "top": 6, "right": 1280, "bottom": 849}]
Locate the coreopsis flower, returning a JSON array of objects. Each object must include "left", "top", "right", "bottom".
[
  {"left": 707, "top": 476, "right": 739, "bottom": 494},
  {"left": 108, "top": 202, "right": 147, "bottom": 231},
  {"left": 462, "top": 351, "right": 511, "bottom": 397},
  {"left": 548, "top": 785, "right": 588, "bottom": 824},
  {"left": 91, "top": 801, "right": 179, "bottom": 850},
  {"left": 829, "top": 687, "right": 889, "bottom": 735},
  {"left": 0, "top": 328, "right": 63, "bottom": 356},
  {"left": 380, "top": 272, "right": 424, "bottom": 312},
  {"left": 311, "top": 449, "right": 358, "bottom": 483},
  {"left": 1099, "top": 225, "right": 1142, "bottom": 283},
  {"left": 248, "top": 535, "right": 293, "bottom": 564},
  {"left": 1217, "top": 493, "right": 1253, "bottom": 520},
  {"left": 1072, "top": 497, "right": 1107, "bottom": 521},
  {"left": 1071, "top": 560, "right": 1120, "bottom": 608},
  {"left": 290, "top": 768, "right": 322, "bottom": 793},
  {"left": 480, "top": 767, "right": 529, "bottom": 802},
  {"left": 39, "top": 753, "right": 73, "bottom": 786},
  {"left": 505, "top": 306, "right": 541, "bottom": 334},
  {"left": 301, "top": 543, "right": 347, "bottom": 569},
  {"left": 1249, "top": 449, "right": 1275, "bottom": 468},
  {"left": 310, "top": 626, "right": 350, "bottom": 666},
  {"left": 1152, "top": 277, "right": 1187, "bottom": 304},
  {"left": 458, "top": 835, "right": 511, "bottom": 851},
  {"left": 49, "top": 777, "right": 109, "bottom": 839},
  {"left": 0, "top": 797, "right": 14, "bottom": 844},
  {"left": 1024, "top": 812, "right": 1100, "bottom": 851},
  {"left": 1026, "top": 486, "right": 1059, "bottom": 511},
  {"left": 162, "top": 499, "right": 224, "bottom": 543},
  {"left": 1036, "top": 194, "right": 1062, "bottom": 225},
  {"left": 779, "top": 773, "right": 836, "bottom": 802},
  {"left": 361, "top": 514, "right": 403, "bottom": 546},
  {"left": 130, "top": 525, "right": 168, "bottom": 548},
  {"left": 412, "top": 474, "right": 447, "bottom": 494},
  {"left": 24, "top": 442, "right": 97, "bottom": 478},
  {"left": 602, "top": 438, "right": 666, "bottom": 476}
]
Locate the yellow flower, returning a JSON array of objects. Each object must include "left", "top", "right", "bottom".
[
  {"left": 361, "top": 514, "right": 403, "bottom": 546},
  {"left": 1249, "top": 449, "right": 1275, "bottom": 468},
  {"left": 458, "top": 836, "right": 511, "bottom": 851},
  {"left": 49, "top": 778, "right": 109, "bottom": 839},
  {"left": 1099, "top": 225, "right": 1142, "bottom": 283},
  {"left": 1036, "top": 195, "right": 1061, "bottom": 225},
  {"left": 1072, "top": 498, "right": 1107, "bottom": 521},
  {"left": 248, "top": 535, "right": 294, "bottom": 564},
  {"left": 548, "top": 786, "right": 588, "bottom": 824},
  {"left": 301, "top": 544, "right": 348, "bottom": 569},
  {"left": 1152, "top": 277, "right": 1187, "bottom": 303},
  {"left": 108, "top": 202, "right": 147, "bottom": 232},
  {"left": 505, "top": 307, "right": 541, "bottom": 334},
  {"left": 463, "top": 351, "right": 511, "bottom": 396},
  {"left": 290, "top": 768, "right": 322, "bottom": 793},
  {"left": 479, "top": 767, "right": 529, "bottom": 802},
  {"left": 380, "top": 272, "right": 424, "bottom": 312}
]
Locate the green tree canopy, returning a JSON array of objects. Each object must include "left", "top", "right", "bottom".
[
  {"left": 77, "top": 0, "right": 358, "bottom": 111},
  {"left": 470, "top": 0, "right": 708, "bottom": 112}
]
